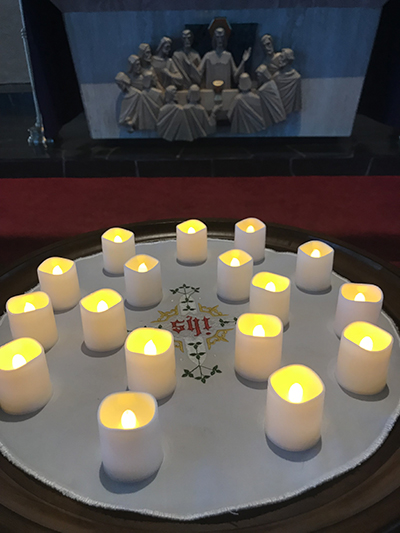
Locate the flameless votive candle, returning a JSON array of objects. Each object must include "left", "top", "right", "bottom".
[
  {"left": 176, "top": 219, "right": 207, "bottom": 264},
  {"left": 235, "top": 313, "right": 283, "bottom": 381},
  {"left": 333, "top": 283, "right": 383, "bottom": 337},
  {"left": 295, "top": 240, "right": 334, "bottom": 292},
  {"left": 249, "top": 272, "right": 291, "bottom": 327},
  {"left": 336, "top": 321, "right": 393, "bottom": 395},
  {"left": 0, "top": 338, "right": 52, "bottom": 415},
  {"left": 234, "top": 218, "right": 266, "bottom": 263},
  {"left": 80, "top": 289, "right": 127, "bottom": 351},
  {"left": 37, "top": 257, "right": 80, "bottom": 311},
  {"left": 102, "top": 227, "right": 135, "bottom": 275},
  {"left": 6, "top": 292, "right": 58, "bottom": 351},
  {"left": 98, "top": 391, "right": 163, "bottom": 482},
  {"left": 265, "top": 364, "right": 325, "bottom": 451},
  {"left": 124, "top": 255, "right": 163, "bottom": 308},
  {"left": 217, "top": 249, "right": 253, "bottom": 302},
  {"left": 125, "top": 328, "right": 176, "bottom": 399}
]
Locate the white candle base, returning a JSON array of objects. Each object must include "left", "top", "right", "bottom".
[
  {"left": 235, "top": 313, "right": 283, "bottom": 381},
  {"left": 80, "top": 289, "right": 127, "bottom": 352},
  {"left": 265, "top": 364, "right": 325, "bottom": 452},
  {"left": 336, "top": 321, "right": 393, "bottom": 395},
  {"left": 125, "top": 328, "right": 176, "bottom": 400},
  {"left": 176, "top": 219, "right": 207, "bottom": 264},
  {"left": 98, "top": 392, "right": 163, "bottom": 482},
  {"left": 333, "top": 283, "right": 383, "bottom": 337},
  {"left": 249, "top": 272, "right": 291, "bottom": 327},
  {"left": 295, "top": 241, "right": 334, "bottom": 293},
  {"left": 124, "top": 255, "right": 163, "bottom": 308},
  {"left": 217, "top": 249, "right": 253, "bottom": 303},
  {"left": 0, "top": 338, "right": 52, "bottom": 415},
  {"left": 102, "top": 227, "right": 135, "bottom": 275},
  {"left": 6, "top": 292, "right": 58, "bottom": 351},
  {"left": 234, "top": 218, "right": 266, "bottom": 263},
  {"left": 38, "top": 257, "right": 81, "bottom": 311}
]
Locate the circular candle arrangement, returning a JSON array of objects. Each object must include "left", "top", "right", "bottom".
[{"left": 0, "top": 219, "right": 399, "bottom": 521}]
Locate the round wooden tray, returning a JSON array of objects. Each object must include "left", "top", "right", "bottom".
[{"left": 1, "top": 219, "right": 400, "bottom": 533}]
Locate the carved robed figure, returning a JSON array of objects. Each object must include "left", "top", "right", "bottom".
[
  {"left": 115, "top": 72, "right": 140, "bottom": 131},
  {"left": 157, "top": 86, "right": 193, "bottom": 142},
  {"left": 228, "top": 73, "right": 265, "bottom": 134},
  {"left": 273, "top": 48, "right": 302, "bottom": 115},
  {"left": 172, "top": 29, "right": 202, "bottom": 89},
  {"left": 256, "top": 64, "right": 286, "bottom": 128}
]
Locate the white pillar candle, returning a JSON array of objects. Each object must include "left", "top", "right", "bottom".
[
  {"left": 0, "top": 338, "right": 52, "bottom": 415},
  {"left": 333, "top": 283, "right": 383, "bottom": 337},
  {"left": 235, "top": 313, "right": 283, "bottom": 381},
  {"left": 6, "top": 292, "right": 58, "bottom": 351},
  {"left": 124, "top": 255, "right": 163, "bottom": 308},
  {"left": 295, "top": 240, "right": 334, "bottom": 292},
  {"left": 336, "top": 321, "right": 393, "bottom": 395},
  {"left": 125, "top": 328, "right": 176, "bottom": 400},
  {"left": 249, "top": 272, "right": 291, "bottom": 326},
  {"left": 37, "top": 257, "right": 81, "bottom": 312},
  {"left": 217, "top": 249, "right": 253, "bottom": 303},
  {"left": 176, "top": 219, "right": 207, "bottom": 264},
  {"left": 234, "top": 217, "right": 266, "bottom": 263},
  {"left": 80, "top": 289, "right": 127, "bottom": 352},
  {"left": 102, "top": 227, "right": 135, "bottom": 275},
  {"left": 98, "top": 391, "right": 163, "bottom": 482},
  {"left": 265, "top": 364, "right": 325, "bottom": 452}
]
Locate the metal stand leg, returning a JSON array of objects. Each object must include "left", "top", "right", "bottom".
[{"left": 18, "top": 0, "right": 52, "bottom": 146}]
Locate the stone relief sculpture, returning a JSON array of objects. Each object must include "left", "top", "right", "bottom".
[
  {"left": 273, "top": 48, "right": 302, "bottom": 115},
  {"left": 127, "top": 55, "right": 143, "bottom": 90},
  {"left": 157, "top": 86, "right": 193, "bottom": 142},
  {"left": 172, "top": 29, "right": 202, "bottom": 89},
  {"left": 137, "top": 71, "right": 164, "bottom": 131},
  {"left": 116, "top": 19, "right": 302, "bottom": 140},
  {"left": 183, "top": 85, "right": 221, "bottom": 139},
  {"left": 259, "top": 34, "right": 280, "bottom": 76},
  {"left": 115, "top": 72, "right": 140, "bottom": 131},
  {"left": 256, "top": 64, "right": 286, "bottom": 128},
  {"left": 228, "top": 73, "right": 265, "bottom": 134},
  {"left": 198, "top": 27, "right": 251, "bottom": 89},
  {"left": 152, "top": 37, "right": 184, "bottom": 89}
]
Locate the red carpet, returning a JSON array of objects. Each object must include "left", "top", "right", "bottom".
[{"left": 1, "top": 176, "right": 400, "bottom": 268}]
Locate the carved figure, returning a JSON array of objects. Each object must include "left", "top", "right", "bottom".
[
  {"left": 228, "top": 73, "right": 265, "bottom": 134},
  {"left": 183, "top": 85, "right": 220, "bottom": 139},
  {"left": 152, "top": 37, "right": 184, "bottom": 89},
  {"left": 138, "top": 43, "right": 160, "bottom": 89},
  {"left": 115, "top": 72, "right": 140, "bottom": 131},
  {"left": 172, "top": 29, "right": 202, "bottom": 89},
  {"left": 137, "top": 71, "right": 164, "bottom": 131},
  {"left": 259, "top": 34, "right": 280, "bottom": 76},
  {"left": 273, "top": 48, "right": 302, "bottom": 114},
  {"left": 127, "top": 54, "right": 143, "bottom": 90},
  {"left": 256, "top": 64, "right": 286, "bottom": 127},
  {"left": 157, "top": 85, "right": 193, "bottom": 141},
  {"left": 197, "top": 27, "right": 251, "bottom": 89}
]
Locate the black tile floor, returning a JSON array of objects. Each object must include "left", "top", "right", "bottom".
[{"left": 1, "top": 87, "right": 399, "bottom": 178}]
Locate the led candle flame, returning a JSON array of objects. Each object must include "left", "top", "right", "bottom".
[
  {"left": 359, "top": 336, "right": 373, "bottom": 351},
  {"left": 120, "top": 409, "right": 137, "bottom": 429},
  {"left": 97, "top": 300, "right": 109, "bottom": 313},
  {"left": 265, "top": 281, "right": 276, "bottom": 292},
  {"left": 310, "top": 249, "right": 321, "bottom": 258},
  {"left": 144, "top": 340, "right": 157, "bottom": 356},
  {"left": 114, "top": 235, "right": 123, "bottom": 243},
  {"left": 252, "top": 324, "right": 266, "bottom": 337},
  {"left": 12, "top": 353, "right": 27, "bottom": 369},
  {"left": 52, "top": 265, "right": 63, "bottom": 275},
  {"left": 24, "top": 302, "right": 35, "bottom": 313},
  {"left": 138, "top": 262, "right": 148, "bottom": 273},
  {"left": 354, "top": 292, "right": 366, "bottom": 302},
  {"left": 246, "top": 225, "right": 255, "bottom": 233},
  {"left": 230, "top": 257, "right": 241, "bottom": 267},
  {"left": 288, "top": 383, "right": 303, "bottom": 403},
  {"left": 187, "top": 227, "right": 196, "bottom": 234}
]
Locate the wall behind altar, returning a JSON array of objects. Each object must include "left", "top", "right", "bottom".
[{"left": 0, "top": 0, "right": 29, "bottom": 85}]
